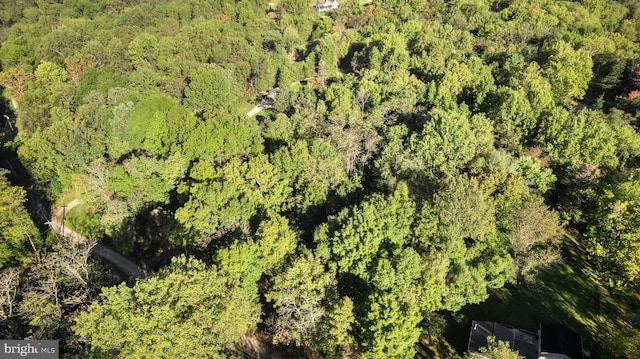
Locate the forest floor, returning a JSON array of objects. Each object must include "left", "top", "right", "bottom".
[{"left": 422, "top": 233, "right": 640, "bottom": 358}]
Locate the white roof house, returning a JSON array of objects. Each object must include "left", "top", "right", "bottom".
[{"left": 316, "top": 0, "right": 339, "bottom": 12}]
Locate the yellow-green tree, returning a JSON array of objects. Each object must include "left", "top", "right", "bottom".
[
  {"left": 466, "top": 337, "right": 524, "bottom": 359},
  {"left": 541, "top": 40, "right": 593, "bottom": 107},
  {"left": 0, "top": 169, "right": 40, "bottom": 269},
  {"left": 73, "top": 256, "right": 261, "bottom": 358},
  {"left": 587, "top": 169, "right": 640, "bottom": 287}
]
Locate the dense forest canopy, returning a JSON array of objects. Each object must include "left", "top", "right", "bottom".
[{"left": 1, "top": 0, "right": 640, "bottom": 357}]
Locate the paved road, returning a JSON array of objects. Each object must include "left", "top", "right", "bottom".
[{"left": 91, "top": 243, "right": 147, "bottom": 279}]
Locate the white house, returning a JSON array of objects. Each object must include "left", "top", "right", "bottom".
[{"left": 316, "top": 0, "right": 339, "bottom": 12}]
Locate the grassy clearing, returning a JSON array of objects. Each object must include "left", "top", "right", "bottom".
[
  {"left": 54, "top": 175, "right": 103, "bottom": 238},
  {"left": 424, "top": 233, "right": 640, "bottom": 358},
  {"left": 234, "top": 97, "right": 257, "bottom": 116},
  {"left": 63, "top": 202, "right": 102, "bottom": 238}
]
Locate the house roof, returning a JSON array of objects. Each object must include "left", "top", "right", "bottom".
[
  {"left": 539, "top": 323, "right": 584, "bottom": 359},
  {"left": 316, "top": 0, "right": 339, "bottom": 10},
  {"left": 468, "top": 321, "right": 584, "bottom": 359},
  {"left": 468, "top": 321, "right": 538, "bottom": 359}
]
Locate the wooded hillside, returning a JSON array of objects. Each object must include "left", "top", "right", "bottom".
[{"left": 1, "top": 0, "right": 640, "bottom": 357}]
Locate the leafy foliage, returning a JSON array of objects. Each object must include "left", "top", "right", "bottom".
[
  {"left": 184, "top": 66, "right": 240, "bottom": 112},
  {"left": 1, "top": 0, "right": 640, "bottom": 356},
  {"left": 465, "top": 337, "right": 523, "bottom": 359},
  {"left": 266, "top": 250, "right": 334, "bottom": 346},
  {"left": 315, "top": 184, "right": 415, "bottom": 279},
  {"left": 0, "top": 169, "right": 40, "bottom": 269},
  {"left": 586, "top": 169, "right": 640, "bottom": 286},
  {"left": 73, "top": 256, "right": 261, "bottom": 358}
]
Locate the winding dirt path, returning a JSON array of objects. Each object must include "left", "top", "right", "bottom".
[
  {"left": 2, "top": 149, "right": 148, "bottom": 281},
  {"left": 50, "top": 202, "right": 147, "bottom": 280}
]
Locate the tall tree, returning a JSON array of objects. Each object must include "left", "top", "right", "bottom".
[
  {"left": 18, "top": 240, "right": 93, "bottom": 338},
  {"left": 586, "top": 169, "right": 640, "bottom": 287},
  {"left": 360, "top": 291, "right": 422, "bottom": 359},
  {"left": 314, "top": 183, "right": 415, "bottom": 279},
  {"left": 505, "top": 195, "right": 562, "bottom": 284},
  {"left": 465, "top": 337, "right": 524, "bottom": 359},
  {"left": 0, "top": 169, "right": 40, "bottom": 269},
  {"left": 175, "top": 155, "right": 290, "bottom": 244},
  {"left": 376, "top": 109, "right": 493, "bottom": 189},
  {"left": 73, "top": 256, "right": 261, "bottom": 358},
  {"left": 265, "top": 250, "right": 335, "bottom": 346},
  {"left": 540, "top": 40, "right": 593, "bottom": 107},
  {"left": 183, "top": 66, "right": 240, "bottom": 112},
  {"left": 311, "top": 296, "right": 356, "bottom": 358}
]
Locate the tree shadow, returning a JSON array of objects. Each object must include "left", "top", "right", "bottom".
[{"left": 442, "top": 234, "right": 640, "bottom": 358}]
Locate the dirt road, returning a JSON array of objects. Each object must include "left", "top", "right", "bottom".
[{"left": 49, "top": 203, "right": 147, "bottom": 280}]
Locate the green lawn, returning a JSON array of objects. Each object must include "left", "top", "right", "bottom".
[
  {"left": 233, "top": 98, "right": 257, "bottom": 116},
  {"left": 63, "top": 202, "right": 102, "bottom": 238},
  {"left": 54, "top": 177, "right": 103, "bottom": 239},
  {"left": 425, "top": 234, "right": 640, "bottom": 358}
]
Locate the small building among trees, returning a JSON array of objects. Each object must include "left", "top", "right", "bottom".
[
  {"left": 316, "top": 0, "right": 339, "bottom": 12},
  {"left": 468, "top": 321, "right": 583, "bottom": 359}
]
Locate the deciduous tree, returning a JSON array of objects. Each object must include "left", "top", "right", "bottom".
[
  {"left": 183, "top": 66, "right": 240, "bottom": 112},
  {"left": 0, "top": 169, "right": 40, "bottom": 269},
  {"left": 266, "top": 250, "right": 335, "bottom": 346},
  {"left": 73, "top": 256, "right": 261, "bottom": 358},
  {"left": 541, "top": 40, "right": 593, "bottom": 107},
  {"left": 465, "top": 337, "right": 524, "bottom": 359}
]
